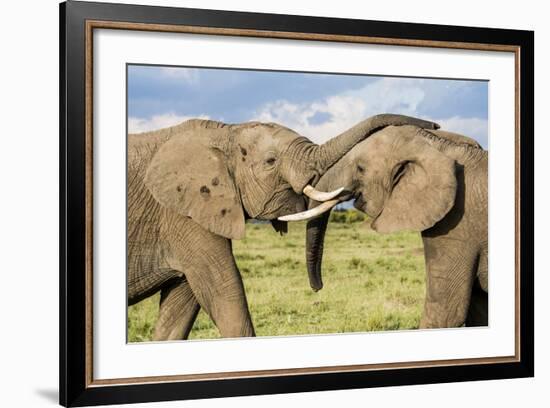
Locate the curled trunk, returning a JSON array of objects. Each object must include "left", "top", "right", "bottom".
[
  {"left": 282, "top": 114, "right": 439, "bottom": 194},
  {"left": 313, "top": 114, "right": 439, "bottom": 172}
]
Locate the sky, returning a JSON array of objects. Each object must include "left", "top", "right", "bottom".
[{"left": 128, "top": 65, "right": 489, "bottom": 148}]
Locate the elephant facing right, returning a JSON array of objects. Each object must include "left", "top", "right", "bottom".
[{"left": 282, "top": 124, "right": 488, "bottom": 329}]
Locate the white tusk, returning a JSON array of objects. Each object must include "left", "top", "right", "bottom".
[
  {"left": 303, "top": 185, "right": 345, "bottom": 202},
  {"left": 278, "top": 199, "right": 340, "bottom": 222}
]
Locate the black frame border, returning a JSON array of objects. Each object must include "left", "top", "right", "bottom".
[{"left": 60, "top": 1, "right": 534, "bottom": 406}]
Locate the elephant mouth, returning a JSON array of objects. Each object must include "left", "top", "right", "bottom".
[
  {"left": 353, "top": 193, "right": 367, "bottom": 212},
  {"left": 354, "top": 192, "right": 383, "bottom": 220},
  {"left": 257, "top": 189, "right": 308, "bottom": 220}
]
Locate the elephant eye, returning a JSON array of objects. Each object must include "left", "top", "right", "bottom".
[
  {"left": 266, "top": 157, "right": 277, "bottom": 165},
  {"left": 357, "top": 165, "right": 365, "bottom": 173}
]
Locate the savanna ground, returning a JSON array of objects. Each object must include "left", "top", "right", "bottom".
[{"left": 128, "top": 210, "right": 426, "bottom": 342}]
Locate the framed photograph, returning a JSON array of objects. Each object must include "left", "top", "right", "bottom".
[{"left": 60, "top": 1, "right": 534, "bottom": 406}]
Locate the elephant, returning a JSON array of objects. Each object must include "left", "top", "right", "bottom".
[
  {"left": 280, "top": 124, "right": 488, "bottom": 328},
  {"left": 127, "top": 114, "right": 440, "bottom": 340}
]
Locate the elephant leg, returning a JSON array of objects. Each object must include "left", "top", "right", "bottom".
[
  {"left": 420, "top": 237, "right": 477, "bottom": 329},
  {"left": 185, "top": 260, "right": 255, "bottom": 338},
  {"left": 465, "top": 282, "right": 488, "bottom": 327},
  {"left": 166, "top": 221, "right": 255, "bottom": 338},
  {"left": 152, "top": 276, "right": 200, "bottom": 341}
]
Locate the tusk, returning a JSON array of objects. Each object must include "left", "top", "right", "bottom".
[
  {"left": 303, "top": 185, "right": 345, "bottom": 202},
  {"left": 278, "top": 199, "right": 340, "bottom": 222}
]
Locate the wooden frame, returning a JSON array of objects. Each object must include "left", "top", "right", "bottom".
[{"left": 60, "top": 1, "right": 534, "bottom": 406}]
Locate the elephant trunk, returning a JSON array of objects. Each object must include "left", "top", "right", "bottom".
[
  {"left": 314, "top": 114, "right": 440, "bottom": 172},
  {"left": 306, "top": 211, "right": 331, "bottom": 291},
  {"left": 304, "top": 159, "right": 353, "bottom": 291},
  {"left": 282, "top": 114, "right": 438, "bottom": 197}
]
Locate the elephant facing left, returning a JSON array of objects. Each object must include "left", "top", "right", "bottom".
[
  {"left": 128, "top": 115, "right": 439, "bottom": 340},
  {"left": 283, "top": 125, "right": 488, "bottom": 329}
]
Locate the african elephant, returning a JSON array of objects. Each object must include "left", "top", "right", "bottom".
[
  {"left": 128, "top": 115, "right": 440, "bottom": 340},
  {"left": 281, "top": 124, "right": 488, "bottom": 328}
]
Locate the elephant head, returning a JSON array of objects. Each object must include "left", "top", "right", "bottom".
[
  {"left": 280, "top": 125, "right": 459, "bottom": 291},
  {"left": 144, "top": 116, "right": 440, "bottom": 240}
]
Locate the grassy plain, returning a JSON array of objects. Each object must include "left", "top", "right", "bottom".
[{"left": 128, "top": 212, "right": 426, "bottom": 342}]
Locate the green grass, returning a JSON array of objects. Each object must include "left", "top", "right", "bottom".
[{"left": 128, "top": 213, "right": 426, "bottom": 341}]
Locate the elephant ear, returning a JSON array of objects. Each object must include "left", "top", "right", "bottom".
[
  {"left": 372, "top": 130, "right": 457, "bottom": 234},
  {"left": 144, "top": 126, "right": 245, "bottom": 240}
]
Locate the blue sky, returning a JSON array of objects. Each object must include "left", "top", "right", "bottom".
[{"left": 128, "top": 65, "right": 489, "bottom": 148}]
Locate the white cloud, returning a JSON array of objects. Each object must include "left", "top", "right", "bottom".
[
  {"left": 128, "top": 113, "right": 209, "bottom": 133},
  {"left": 252, "top": 78, "right": 426, "bottom": 144},
  {"left": 436, "top": 116, "right": 488, "bottom": 147},
  {"left": 159, "top": 67, "right": 199, "bottom": 85},
  {"left": 128, "top": 77, "right": 487, "bottom": 146},
  {"left": 252, "top": 78, "right": 487, "bottom": 148}
]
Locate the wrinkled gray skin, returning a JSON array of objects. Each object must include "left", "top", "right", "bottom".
[
  {"left": 128, "top": 115, "right": 439, "bottom": 340},
  {"left": 306, "top": 125, "right": 488, "bottom": 328}
]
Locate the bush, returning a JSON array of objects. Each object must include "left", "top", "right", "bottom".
[{"left": 329, "top": 209, "right": 366, "bottom": 224}]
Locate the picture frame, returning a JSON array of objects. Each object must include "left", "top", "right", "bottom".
[{"left": 59, "top": 0, "right": 534, "bottom": 406}]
